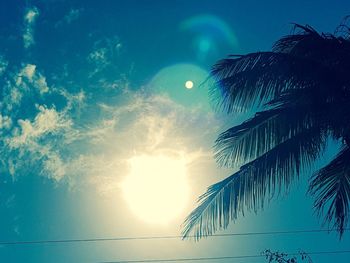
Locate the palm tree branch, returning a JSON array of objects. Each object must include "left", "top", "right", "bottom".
[
  {"left": 182, "top": 127, "right": 327, "bottom": 239},
  {"left": 214, "top": 88, "right": 333, "bottom": 167},
  {"left": 308, "top": 146, "right": 350, "bottom": 237},
  {"left": 274, "top": 24, "right": 350, "bottom": 78},
  {"left": 210, "top": 52, "right": 335, "bottom": 112}
]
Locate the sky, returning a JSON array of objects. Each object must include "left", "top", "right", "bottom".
[{"left": 0, "top": 0, "right": 350, "bottom": 262}]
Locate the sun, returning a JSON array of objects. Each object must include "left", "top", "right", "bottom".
[{"left": 122, "top": 154, "right": 190, "bottom": 224}]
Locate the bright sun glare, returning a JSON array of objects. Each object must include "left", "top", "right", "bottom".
[
  {"left": 122, "top": 155, "right": 190, "bottom": 225},
  {"left": 185, "top": 80, "right": 194, "bottom": 89}
]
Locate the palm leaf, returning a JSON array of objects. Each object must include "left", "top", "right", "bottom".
[
  {"left": 274, "top": 24, "right": 350, "bottom": 78},
  {"left": 273, "top": 24, "right": 321, "bottom": 54},
  {"left": 209, "top": 52, "right": 337, "bottom": 113},
  {"left": 210, "top": 24, "right": 350, "bottom": 113},
  {"left": 214, "top": 108, "right": 284, "bottom": 167},
  {"left": 308, "top": 146, "right": 350, "bottom": 237},
  {"left": 183, "top": 127, "right": 327, "bottom": 239},
  {"left": 214, "top": 87, "right": 332, "bottom": 167}
]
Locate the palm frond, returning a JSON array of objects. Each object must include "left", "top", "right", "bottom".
[
  {"left": 210, "top": 24, "right": 350, "bottom": 113},
  {"left": 214, "top": 108, "right": 310, "bottom": 167},
  {"left": 209, "top": 52, "right": 333, "bottom": 113},
  {"left": 335, "top": 16, "right": 350, "bottom": 39},
  {"left": 309, "top": 146, "right": 350, "bottom": 237},
  {"left": 273, "top": 24, "right": 321, "bottom": 54},
  {"left": 274, "top": 24, "right": 350, "bottom": 77},
  {"left": 214, "top": 87, "right": 332, "bottom": 168},
  {"left": 214, "top": 108, "right": 284, "bottom": 167},
  {"left": 183, "top": 127, "right": 327, "bottom": 239}
]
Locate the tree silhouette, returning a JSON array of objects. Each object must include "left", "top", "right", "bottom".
[
  {"left": 262, "top": 250, "right": 313, "bottom": 263},
  {"left": 182, "top": 21, "right": 350, "bottom": 239}
]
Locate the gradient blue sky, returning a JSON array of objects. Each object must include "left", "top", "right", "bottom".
[{"left": 0, "top": 0, "right": 350, "bottom": 262}]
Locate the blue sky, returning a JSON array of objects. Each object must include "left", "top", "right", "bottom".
[{"left": 0, "top": 0, "right": 350, "bottom": 262}]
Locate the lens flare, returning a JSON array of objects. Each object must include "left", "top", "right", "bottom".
[
  {"left": 185, "top": 80, "right": 194, "bottom": 89},
  {"left": 149, "top": 63, "right": 210, "bottom": 109}
]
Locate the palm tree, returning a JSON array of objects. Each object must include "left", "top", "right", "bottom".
[{"left": 182, "top": 22, "right": 350, "bottom": 239}]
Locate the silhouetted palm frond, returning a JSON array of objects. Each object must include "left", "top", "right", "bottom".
[
  {"left": 214, "top": 87, "right": 334, "bottom": 168},
  {"left": 183, "top": 127, "right": 327, "bottom": 239},
  {"left": 335, "top": 16, "right": 350, "bottom": 39},
  {"left": 214, "top": 105, "right": 315, "bottom": 167},
  {"left": 309, "top": 146, "right": 350, "bottom": 237},
  {"left": 210, "top": 52, "right": 318, "bottom": 112},
  {"left": 210, "top": 24, "right": 350, "bottom": 113}
]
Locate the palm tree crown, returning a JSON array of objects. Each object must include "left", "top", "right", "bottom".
[{"left": 182, "top": 22, "right": 350, "bottom": 239}]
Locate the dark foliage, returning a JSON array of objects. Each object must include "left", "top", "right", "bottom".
[
  {"left": 262, "top": 250, "right": 313, "bottom": 263},
  {"left": 183, "top": 22, "right": 350, "bottom": 239}
]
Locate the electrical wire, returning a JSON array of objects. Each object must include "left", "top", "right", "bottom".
[
  {"left": 0, "top": 228, "right": 348, "bottom": 246},
  {"left": 99, "top": 250, "right": 350, "bottom": 263}
]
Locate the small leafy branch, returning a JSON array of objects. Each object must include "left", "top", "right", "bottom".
[{"left": 262, "top": 249, "right": 313, "bottom": 263}]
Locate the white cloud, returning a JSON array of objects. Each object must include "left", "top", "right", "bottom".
[
  {"left": 63, "top": 154, "right": 125, "bottom": 191},
  {"left": 9, "top": 87, "right": 22, "bottom": 109},
  {"left": 20, "top": 64, "right": 36, "bottom": 81},
  {"left": 87, "top": 36, "right": 122, "bottom": 78},
  {"left": 86, "top": 92, "right": 219, "bottom": 154},
  {"left": 0, "top": 114, "right": 12, "bottom": 130},
  {"left": 1, "top": 64, "right": 50, "bottom": 112},
  {"left": 87, "top": 48, "right": 109, "bottom": 67},
  {"left": 23, "top": 7, "right": 39, "bottom": 49},
  {"left": 2, "top": 104, "right": 78, "bottom": 181},
  {"left": 69, "top": 91, "right": 220, "bottom": 192},
  {"left": 8, "top": 159, "right": 16, "bottom": 177},
  {"left": 0, "top": 66, "right": 88, "bottom": 182},
  {"left": 16, "top": 64, "right": 49, "bottom": 94},
  {"left": 65, "top": 9, "right": 82, "bottom": 23},
  {"left": 0, "top": 55, "right": 8, "bottom": 75},
  {"left": 24, "top": 8, "right": 39, "bottom": 23},
  {"left": 42, "top": 151, "right": 66, "bottom": 181},
  {"left": 36, "top": 74, "right": 49, "bottom": 94},
  {"left": 7, "top": 105, "right": 73, "bottom": 148},
  {"left": 55, "top": 8, "right": 83, "bottom": 27},
  {"left": 58, "top": 89, "right": 86, "bottom": 112},
  {"left": 0, "top": 63, "right": 219, "bottom": 188}
]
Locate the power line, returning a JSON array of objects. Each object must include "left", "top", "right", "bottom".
[
  {"left": 0, "top": 228, "right": 348, "bottom": 246},
  {"left": 101, "top": 255, "right": 262, "bottom": 263},
  {"left": 99, "top": 250, "right": 350, "bottom": 263}
]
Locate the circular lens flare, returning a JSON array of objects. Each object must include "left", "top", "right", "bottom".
[{"left": 185, "top": 80, "right": 194, "bottom": 89}]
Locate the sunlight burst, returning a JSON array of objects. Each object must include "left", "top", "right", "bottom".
[{"left": 122, "top": 154, "right": 190, "bottom": 224}]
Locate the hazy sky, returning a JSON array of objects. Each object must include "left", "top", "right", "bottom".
[{"left": 0, "top": 0, "right": 350, "bottom": 262}]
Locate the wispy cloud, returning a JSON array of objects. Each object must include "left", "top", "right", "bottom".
[
  {"left": 0, "top": 64, "right": 31, "bottom": 111},
  {"left": 0, "top": 114, "right": 12, "bottom": 131},
  {"left": 55, "top": 8, "right": 83, "bottom": 28},
  {"left": 4, "top": 105, "right": 78, "bottom": 181},
  {"left": 0, "top": 55, "right": 8, "bottom": 75},
  {"left": 2, "top": 64, "right": 49, "bottom": 111},
  {"left": 22, "top": 64, "right": 50, "bottom": 95},
  {"left": 2, "top": 66, "right": 219, "bottom": 193},
  {"left": 87, "top": 36, "right": 123, "bottom": 78},
  {"left": 1, "top": 14, "right": 220, "bottom": 193},
  {"left": 0, "top": 64, "right": 84, "bottom": 181},
  {"left": 19, "top": 64, "right": 36, "bottom": 81},
  {"left": 7, "top": 105, "right": 73, "bottom": 148},
  {"left": 23, "top": 7, "right": 39, "bottom": 49},
  {"left": 73, "top": 91, "right": 219, "bottom": 193}
]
